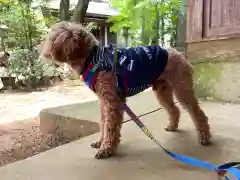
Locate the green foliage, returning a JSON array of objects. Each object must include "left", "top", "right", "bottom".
[
  {"left": 0, "top": 0, "right": 61, "bottom": 88},
  {"left": 0, "top": 0, "right": 49, "bottom": 50},
  {"left": 108, "top": 0, "right": 184, "bottom": 47},
  {"left": 85, "top": 22, "right": 100, "bottom": 32},
  {"left": 0, "top": 0, "right": 9, "bottom": 4},
  {"left": 7, "top": 49, "right": 57, "bottom": 86}
]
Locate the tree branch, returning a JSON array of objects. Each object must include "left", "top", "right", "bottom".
[{"left": 73, "top": 0, "right": 90, "bottom": 23}]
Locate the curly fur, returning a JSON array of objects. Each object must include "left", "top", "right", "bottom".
[{"left": 39, "top": 22, "right": 211, "bottom": 159}]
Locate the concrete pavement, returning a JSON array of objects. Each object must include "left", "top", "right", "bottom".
[{"left": 1, "top": 91, "right": 240, "bottom": 180}]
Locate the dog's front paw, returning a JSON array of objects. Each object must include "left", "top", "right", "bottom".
[
  {"left": 199, "top": 130, "right": 211, "bottom": 146},
  {"left": 91, "top": 141, "right": 102, "bottom": 149},
  {"left": 94, "top": 148, "right": 114, "bottom": 159},
  {"left": 164, "top": 123, "right": 178, "bottom": 132}
]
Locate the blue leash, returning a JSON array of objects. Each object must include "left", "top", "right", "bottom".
[
  {"left": 123, "top": 103, "right": 240, "bottom": 180},
  {"left": 110, "top": 41, "right": 240, "bottom": 179},
  {"left": 82, "top": 43, "right": 240, "bottom": 179}
]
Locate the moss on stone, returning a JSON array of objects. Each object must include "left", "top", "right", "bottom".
[{"left": 193, "top": 62, "right": 223, "bottom": 99}]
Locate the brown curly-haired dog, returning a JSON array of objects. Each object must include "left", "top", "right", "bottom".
[{"left": 39, "top": 21, "right": 211, "bottom": 159}]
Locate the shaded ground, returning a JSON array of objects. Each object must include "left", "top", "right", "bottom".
[
  {"left": 0, "top": 80, "right": 97, "bottom": 167},
  {"left": 1, "top": 99, "right": 240, "bottom": 180},
  {"left": 0, "top": 117, "right": 91, "bottom": 167},
  {"left": 0, "top": 117, "right": 51, "bottom": 167}
]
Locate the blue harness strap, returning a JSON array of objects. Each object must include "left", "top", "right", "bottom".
[{"left": 81, "top": 63, "right": 100, "bottom": 91}]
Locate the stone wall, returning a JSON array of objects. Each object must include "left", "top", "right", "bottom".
[{"left": 186, "top": 38, "right": 240, "bottom": 103}]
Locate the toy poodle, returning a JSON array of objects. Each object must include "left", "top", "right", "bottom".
[{"left": 39, "top": 21, "right": 211, "bottom": 159}]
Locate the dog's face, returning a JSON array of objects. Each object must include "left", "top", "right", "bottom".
[{"left": 39, "top": 21, "right": 99, "bottom": 71}]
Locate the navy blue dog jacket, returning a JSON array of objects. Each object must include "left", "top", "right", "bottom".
[{"left": 81, "top": 44, "right": 168, "bottom": 97}]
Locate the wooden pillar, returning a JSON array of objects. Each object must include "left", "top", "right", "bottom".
[
  {"left": 104, "top": 24, "right": 108, "bottom": 47},
  {"left": 175, "top": 0, "right": 187, "bottom": 53},
  {"left": 187, "top": 0, "right": 203, "bottom": 42},
  {"left": 99, "top": 23, "right": 104, "bottom": 46}
]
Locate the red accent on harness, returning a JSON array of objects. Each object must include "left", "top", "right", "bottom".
[
  {"left": 82, "top": 63, "right": 99, "bottom": 91},
  {"left": 82, "top": 63, "right": 94, "bottom": 82},
  {"left": 217, "top": 170, "right": 227, "bottom": 176}
]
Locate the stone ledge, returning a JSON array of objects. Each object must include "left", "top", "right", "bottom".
[
  {"left": 40, "top": 110, "right": 100, "bottom": 140},
  {"left": 39, "top": 91, "right": 161, "bottom": 137}
]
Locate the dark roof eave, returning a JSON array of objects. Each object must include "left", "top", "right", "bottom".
[
  {"left": 41, "top": 6, "right": 113, "bottom": 19},
  {"left": 86, "top": 13, "right": 109, "bottom": 19}
]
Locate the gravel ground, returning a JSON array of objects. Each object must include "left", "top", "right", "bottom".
[
  {"left": 0, "top": 117, "right": 87, "bottom": 167},
  {"left": 0, "top": 80, "right": 97, "bottom": 167}
]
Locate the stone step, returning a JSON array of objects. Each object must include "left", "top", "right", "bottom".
[
  {"left": 39, "top": 90, "right": 163, "bottom": 138},
  {"left": 1, "top": 100, "right": 240, "bottom": 180}
]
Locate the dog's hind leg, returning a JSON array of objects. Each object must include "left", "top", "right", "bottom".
[
  {"left": 165, "top": 49, "right": 211, "bottom": 145},
  {"left": 171, "top": 76, "right": 211, "bottom": 145},
  {"left": 153, "top": 79, "right": 180, "bottom": 132}
]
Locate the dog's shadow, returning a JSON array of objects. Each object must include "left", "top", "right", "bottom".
[
  {"left": 115, "top": 130, "right": 233, "bottom": 168},
  {"left": 92, "top": 130, "right": 240, "bottom": 180}
]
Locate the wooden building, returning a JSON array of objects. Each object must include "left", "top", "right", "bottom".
[
  {"left": 42, "top": 0, "right": 117, "bottom": 47},
  {"left": 181, "top": 0, "right": 240, "bottom": 102}
]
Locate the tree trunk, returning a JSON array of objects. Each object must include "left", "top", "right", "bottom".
[
  {"left": 60, "top": 0, "right": 70, "bottom": 21},
  {"left": 122, "top": 27, "right": 129, "bottom": 46},
  {"left": 73, "top": 0, "right": 90, "bottom": 23},
  {"left": 1, "top": 37, "right": 6, "bottom": 53},
  {"left": 26, "top": 3, "right": 33, "bottom": 51},
  {"left": 155, "top": 2, "right": 159, "bottom": 45},
  {"left": 151, "top": 2, "right": 160, "bottom": 45},
  {"left": 140, "top": 10, "right": 145, "bottom": 45},
  {"left": 140, "top": 9, "right": 149, "bottom": 45},
  {"left": 20, "top": 6, "right": 29, "bottom": 49},
  {"left": 160, "top": 0, "right": 165, "bottom": 47}
]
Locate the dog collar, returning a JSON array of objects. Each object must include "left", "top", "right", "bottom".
[{"left": 81, "top": 63, "right": 99, "bottom": 92}]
